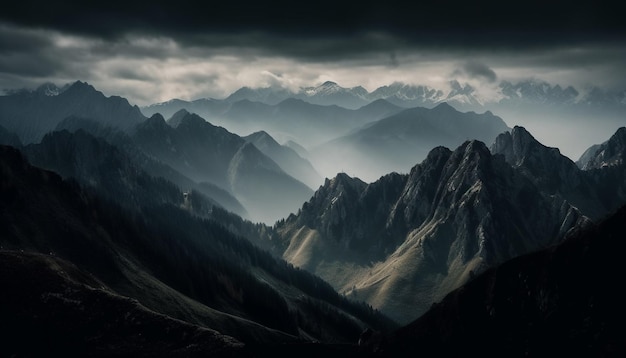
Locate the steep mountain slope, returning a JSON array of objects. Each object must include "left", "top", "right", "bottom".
[
  {"left": 0, "top": 81, "right": 145, "bottom": 144},
  {"left": 0, "top": 250, "right": 246, "bottom": 358},
  {"left": 244, "top": 130, "right": 322, "bottom": 189},
  {"left": 53, "top": 116, "right": 249, "bottom": 218},
  {"left": 311, "top": 102, "right": 510, "bottom": 181},
  {"left": 577, "top": 127, "right": 626, "bottom": 215},
  {"left": 383, "top": 205, "right": 626, "bottom": 357},
  {"left": 491, "top": 126, "right": 606, "bottom": 219},
  {"left": 0, "top": 145, "right": 395, "bottom": 346},
  {"left": 0, "top": 124, "right": 21, "bottom": 147},
  {"left": 22, "top": 129, "right": 220, "bottom": 214},
  {"left": 577, "top": 127, "right": 626, "bottom": 170},
  {"left": 228, "top": 142, "right": 314, "bottom": 223},
  {"left": 133, "top": 112, "right": 312, "bottom": 224},
  {"left": 277, "top": 140, "right": 588, "bottom": 323}
]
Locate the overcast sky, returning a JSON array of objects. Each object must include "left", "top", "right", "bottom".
[{"left": 1, "top": 1, "right": 625, "bottom": 106}]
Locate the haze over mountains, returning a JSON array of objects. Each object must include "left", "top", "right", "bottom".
[
  {"left": 141, "top": 79, "right": 625, "bottom": 176},
  {"left": 0, "top": 79, "right": 625, "bottom": 355}
]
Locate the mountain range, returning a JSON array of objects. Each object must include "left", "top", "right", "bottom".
[
  {"left": 147, "top": 79, "right": 626, "bottom": 111},
  {"left": 270, "top": 124, "right": 626, "bottom": 324},
  {"left": 273, "top": 130, "right": 602, "bottom": 323},
  {"left": 0, "top": 82, "right": 323, "bottom": 224},
  {"left": 0, "top": 81, "right": 145, "bottom": 144},
  {"left": 1, "top": 80, "right": 625, "bottom": 355},
  {"left": 310, "top": 102, "right": 510, "bottom": 181},
  {"left": 140, "top": 79, "right": 625, "bottom": 174},
  {"left": 0, "top": 144, "right": 395, "bottom": 355}
]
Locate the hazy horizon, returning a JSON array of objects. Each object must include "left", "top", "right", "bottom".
[{"left": 1, "top": 1, "right": 624, "bottom": 177}]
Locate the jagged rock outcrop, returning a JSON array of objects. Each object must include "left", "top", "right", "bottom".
[
  {"left": 491, "top": 126, "right": 605, "bottom": 219},
  {"left": 384, "top": 205, "right": 626, "bottom": 357},
  {"left": 277, "top": 139, "right": 589, "bottom": 323},
  {"left": 577, "top": 127, "right": 625, "bottom": 170}
]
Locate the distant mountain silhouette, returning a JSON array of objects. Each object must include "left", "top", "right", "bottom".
[
  {"left": 311, "top": 102, "right": 510, "bottom": 181},
  {"left": 133, "top": 112, "right": 313, "bottom": 224},
  {"left": 0, "top": 81, "right": 145, "bottom": 144},
  {"left": 244, "top": 130, "right": 322, "bottom": 189}
]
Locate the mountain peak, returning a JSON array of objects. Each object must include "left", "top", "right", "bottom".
[
  {"left": 67, "top": 80, "right": 97, "bottom": 93},
  {"left": 433, "top": 102, "right": 456, "bottom": 111},
  {"left": 148, "top": 113, "right": 166, "bottom": 123},
  {"left": 35, "top": 82, "right": 63, "bottom": 96},
  {"left": 166, "top": 109, "right": 190, "bottom": 128},
  {"left": 510, "top": 125, "right": 535, "bottom": 142},
  {"left": 246, "top": 130, "right": 272, "bottom": 141},
  {"left": 491, "top": 126, "right": 545, "bottom": 165},
  {"left": 324, "top": 172, "right": 367, "bottom": 193},
  {"left": 177, "top": 112, "right": 209, "bottom": 128},
  {"left": 578, "top": 126, "right": 626, "bottom": 170},
  {"left": 138, "top": 113, "right": 169, "bottom": 132}
]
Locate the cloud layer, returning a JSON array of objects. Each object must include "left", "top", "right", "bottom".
[{"left": 1, "top": 2, "right": 625, "bottom": 105}]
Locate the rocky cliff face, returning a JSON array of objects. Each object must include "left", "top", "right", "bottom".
[
  {"left": 384, "top": 205, "right": 626, "bottom": 358},
  {"left": 491, "top": 126, "right": 606, "bottom": 219},
  {"left": 277, "top": 138, "right": 590, "bottom": 324},
  {"left": 577, "top": 127, "right": 625, "bottom": 170}
]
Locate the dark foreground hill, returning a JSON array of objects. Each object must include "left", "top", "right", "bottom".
[
  {"left": 0, "top": 250, "right": 247, "bottom": 358},
  {"left": 0, "top": 145, "right": 395, "bottom": 353},
  {"left": 381, "top": 205, "right": 626, "bottom": 357}
]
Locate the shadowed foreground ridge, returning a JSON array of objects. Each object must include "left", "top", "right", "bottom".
[
  {"left": 382, "top": 205, "right": 626, "bottom": 357},
  {"left": 0, "top": 250, "right": 246, "bottom": 357}
]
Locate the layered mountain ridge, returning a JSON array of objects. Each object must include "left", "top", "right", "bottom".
[
  {"left": 1, "top": 79, "right": 624, "bottom": 355},
  {"left": 143, "top": 79, "right": 626, "bottom": 112},
  {"left": 0, "top": 81, "right": 145, "bottom": 144},
  {"left": 133, "top": 112, "right": 313, "bottom": 223},
  {"left": 310, "top": 102, "right": 510, "bottom": 181},
  {"left": 275, "top": 132, "right": 593, "bottom": 323},
  {"left": 0, "top": 144, "right": 395, "bottom": 352}
]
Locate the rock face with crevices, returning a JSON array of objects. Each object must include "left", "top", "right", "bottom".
[
  {"left": 491, "top": 126, "right": 606, "bottom": 219},
  {"left": 277, "top": 136, "right": 589, "bottom": 324},
  {"left": 383, "top": 205, "right": 626, "bottom": 358}
]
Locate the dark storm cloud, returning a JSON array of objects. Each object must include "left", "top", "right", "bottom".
[
  {"left": 1, "top": 1, "right": 625, "bottom": 106},
  {"left": 0, "top": 25, "right": 67, "bottom": 77},
  {"left": 459, "top": 62, "right": 498, "bottom": 83},
  {"left": 1, "top": 0, "right": 624, "bottom": 57}
]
